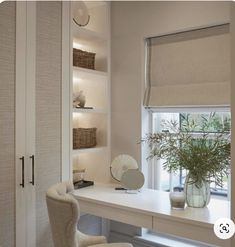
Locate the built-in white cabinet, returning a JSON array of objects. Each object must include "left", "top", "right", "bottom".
[
  {"left": 1, "top": 1, "right": 109, "bottom": 246},
  {"left": 15, "top": 3, "right": 36, "bottom": 246},
  {"left": 0, "top": 1, "right": 67, "bottom": 247},
  {"left": 71, "top": 1, "right": 111, "bottom": 183}
]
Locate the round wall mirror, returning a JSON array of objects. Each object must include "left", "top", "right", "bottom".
[{"left": 121, "top": 169, "right": 145, "bottom": 190}]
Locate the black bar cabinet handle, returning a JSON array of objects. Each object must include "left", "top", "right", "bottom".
[
  {"left": 19, "top": 156, "right": 24, "bottom": 188},
  {"left": 29, "top": 155, "right": 35, "bottom": 186}
]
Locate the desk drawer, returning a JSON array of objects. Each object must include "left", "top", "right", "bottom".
[
  {"left": 79, "top": 200, "right": 152, "bottom": 229},
  {"left": 153, "top": 216, "right": 230, "bottom": 247}
]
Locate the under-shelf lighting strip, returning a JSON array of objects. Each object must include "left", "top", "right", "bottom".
[
  {"left": 73, "top": 77, "right": 82, "bottom": 84},
  {"left": 73, "top": 41, "right": 84, "bottom": 50}
]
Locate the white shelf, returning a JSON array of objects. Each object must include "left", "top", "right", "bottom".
[
  {"left": 73, "top": 146, "right": 107, "bottom": 155},
  {"left": 73, "top": 108, "right": 107, "bottom": 114},
  {"left": 86, "top": 1, "right": 108, "bottom": 8},
  {"left": 73, "top": 66, "right": 107, "bottom": 78}
]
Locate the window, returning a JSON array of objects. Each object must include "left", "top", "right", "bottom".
[{"left": 150, "top": 109, "right": 231, "bottom": 198}]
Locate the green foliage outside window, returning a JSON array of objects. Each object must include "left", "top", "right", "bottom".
[{"left": 180, "top": 112, "right": 231, "bottom": 133}]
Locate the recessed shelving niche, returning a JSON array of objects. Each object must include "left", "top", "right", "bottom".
[
  {"left": 73, "top": 67, "right": 108, "bottom": 110},
  {"left": 72, "top": 1, "right": 109, "bottom": 72},
  {"left": 73, "top": 112, "right": 107, "bottom": 147},
  {"left": 71, "top": 1, "right": 110, "bottom": 183},
  {"left": 72, "top": 151, "right": 110, "bottom": 183}
]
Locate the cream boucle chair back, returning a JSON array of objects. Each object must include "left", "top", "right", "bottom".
[{"left": 46, "top": 181, "right": 79, "bottom": 247}]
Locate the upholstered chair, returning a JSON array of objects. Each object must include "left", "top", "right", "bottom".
[{"left": 46, "top": 181, "right": 133, "bottom": 247}]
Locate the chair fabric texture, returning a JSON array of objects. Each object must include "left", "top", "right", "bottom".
[
  {"left": 77, "top": 231, "right": 106, "bottom": 247},
  {"left": 92, "top": 244, "right": 133, "bottom": 247},
  {"left": 46, "top": 181, "right": 106, "bottom": 247},
  {"left": 46, "top": 181, "right": 133, "bottom": 247}
]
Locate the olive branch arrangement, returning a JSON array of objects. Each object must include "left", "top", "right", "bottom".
[{"left": 142, "top": 114, "right": 231, "bottom": 187}]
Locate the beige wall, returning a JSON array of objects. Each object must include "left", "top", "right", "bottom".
[
  {"left": 111, "top": 1, "right": 231, "bottom": 242},
  {"left": 111, "top": 1, "right": 230, "bottom": 166}
]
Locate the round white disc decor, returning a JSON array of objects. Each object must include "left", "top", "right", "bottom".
[{"left": 110, "top": 154, "right": 138, "bottom": 182}]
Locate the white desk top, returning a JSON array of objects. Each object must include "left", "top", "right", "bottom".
[{"left": 72, "top": 183, "right": 230, "bottom": 228}]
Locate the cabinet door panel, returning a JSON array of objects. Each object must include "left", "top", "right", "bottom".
[
  {"left": 35, "top": 2, "right": 62, "bottom": 246},
  {"left": 0, "top": 2, "right": 16, "bottom": 247},
  {"left": 25, "top": 2, "right": 36, "bottom": 246},
  {"left": 15, "top": 2, "right": 27, "bottom": 247}
]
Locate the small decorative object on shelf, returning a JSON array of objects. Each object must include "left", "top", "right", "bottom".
[
  {"left": 73, "top": 48, "right": 95, "bottom": 70},
  {"left": 75, "top": 106, "right": 93, "bottom": 109},
  {"left": 73, "top": 168, "right": 94, "bottom": 189},
  {"left": 73, "top": 168, "right": 86, "bottom": 183},
  {"left": 72, "top": 1, "right": 90, "bottom": 27},
  {"left": 73, "top": 90, "right": 86, "bottom": 108},
  {"left": 169, "top": 191, "right": 186, "bottom": 210},
  {"left": 74, "top": 180, "right": 94, "bottom": 189},
  {"left": 73, "top": 127, "right": 97, "bottom": 149}
]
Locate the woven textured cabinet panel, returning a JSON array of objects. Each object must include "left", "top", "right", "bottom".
[
  {"left": 36, "top": 2, "right": 62, "bottom": 246},
  {"left": 73, "top": 48, "right": 95, "bottom": 69},
  {"left": 73, "top": 128, "right": 97, "bottom": 149},
  {"left": 0, "top": 2, "right": 16, "bottom": 247}
]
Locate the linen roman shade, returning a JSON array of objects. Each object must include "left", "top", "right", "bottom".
[{"left": 144, "top": 24, "right": 230, "bottom": 107}]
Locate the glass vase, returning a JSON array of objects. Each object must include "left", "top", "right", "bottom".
[{"left": 184, "top": 174, "right": 210, "bottom": 208}]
